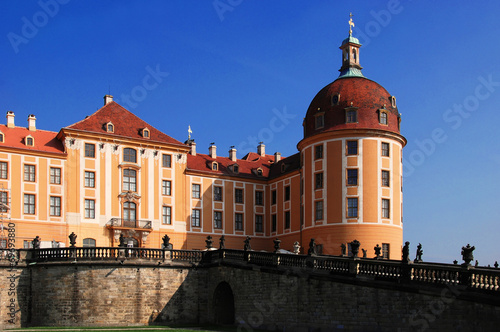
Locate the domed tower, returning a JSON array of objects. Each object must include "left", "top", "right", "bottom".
[{"left": 297, "top": 19, "right": 406, "bottom": 259}]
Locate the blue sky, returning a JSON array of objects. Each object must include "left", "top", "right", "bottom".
[{"left": 1, "top": 1, "right": 500, "bottom": 265}]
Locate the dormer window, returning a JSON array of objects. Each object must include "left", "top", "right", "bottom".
[
  {"left": 212, "top": 162, "right": 218, "bottom": 171},
  {"left": 0, "top": 131, "right": 4, "bottom": 143},
  {"left": 105, "top": 122, "right": 114, "bottom": 133},
  {"left": 331, "top": 93, "right": 340, "bottom": 106},
  {"left": 379, "top": 110, "right": 388, "bottom": 125},
  {"left": 391, "top": 96, "right": 397, "bottom": 108},
  {"left": 141, "top": 128, "right": 150, "bottom": 138},
  {"left": 256, "top": 168, "right": 263, "bottom": 176},
  {"left": 281, "top": 163, "right": 287, "bottom": 173},
  {"left": 345, "top": 108, "right": 358, "bottom": 123},
  {"left": 315, "top": 111, "right": 324, "bottom": 129},
  {"left": 25, "top": 135, "right": 34, "bottom": 146},
  {"left": 232, "top": 164, "right": 239, "bottom": 174}
]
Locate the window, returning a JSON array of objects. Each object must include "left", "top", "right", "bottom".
[
  {"left": 0, "top": 132, "right": 4, "bottom": 143},
  {"left": 0, "top": 191, "right": 8, "bottom": 212},
  {"left": 271, "top": 190, "right": 277, "bottom": 205},
  {"left": 106, "top": 122, "right": 114, "bottom": 133},
  {"left": 271, "top": 214, "right": 277, "bottom": 232},
  {"left": 50, "top": 196, "right": 61, "bottom": 216},
  {"left": 83, "top": 238, "right": 96, "bottom": 247},
  {"left": 381, "top": 142, "right": 390, "bottom": 157},
  {"left": 192, "top": 184, "right": 201, "bottom": 199},
  {"left": 256, "top": 168, "right": 263, "bottom": 176},
  {"left": 192, "top": 209, "right": 201, "bottom": 227},
  {"left": 142, "top": 128, "right": 150, "bottom": 138},
  {"left": 391, "top": 96, "right": 397, "bottom": 108},
  {"left": 285, "top": 211, "right": 291, "bottom": 229},
  {"left": 347, "top": 198, "right": 358, "bottom": 218},
  {"left": 50, "top": 167, "right": 61, "bottom": 184},
  {"left": 315, "top": 145, "right": 323, "bottom": 159},
  {"left": 84, "top": 171, "right": 95, "bottom": 188},
  {"left": 0, "top": 162, "right": 7, "bottom": 179},
  {"left": 123, "top": 201, "right": 136, "bottom": 221},
  {"left": 162, "top": 154, "right": 171, "bottom": 168},
  {"left": 26, "top": 136, "right": 34, "bottom": 146},
  {"left": 85, "top": 143, "right": 95, "bottom": 158},
  {"left": 23, "top": 240, "right": 33, "bottom": 249},
  {"left": 84, "top": 199, "right": 95, "bottom": 219},
  {"left": 214, "top": 211, "right": 222, "bottom": 229},
  {"left": 379, "top": 111, "right": 388, "bottom": 125},
  {"left": 315, "top": 173, "right": 323, "bottom": 189},
  {"left": 255, "top": 191, "right": 263, "bottom": 205},
  {"left": 331, "top": 93, "right": 340, "bottom": 105},
  {"left": 382, "top": 170, "right": 390, "bottom": 187},
  {"left": 24, "top": 165, "right": 35, "bottom": 182},
  {"left": 123, "top": 148, "right": 137, "bottom": 163},
  {"left": 24, "top": 194, "right": 35, "bottom": 214},
  {"left": 315, "top": 201, "right": 323, "bottom": 221},
  {"left": 382, "top": 199, "right": 390, "bottom": 218},
  {"left": 235, "top": 213, "right": 243, "bottom": 231},
  {"left": 163, "top": 206, "right": 172, "bottom": 225},
  {"left": 315, "top": 114, "right": 324, "bottom": 129},
  {"left": 346, "top": 140, "right": 358, "bottom": 155},
  {"left": 162, "top": 180, "right": 171, "bottom": 196},
  {"left": 285, "top": 186, "right": 290, "bottom": 201},
  {"left": 346, "top": 109, "right": 357, "bottom": 123},
  {"left": 212, "top": 162, "right": 218, "bottom": 171},
  {"left": 235, "top": 188, "right": 243, "bottom": 203},
  {"left": 232, "top": 165, "right": 239, "bottom": 173},
  {"left": 255, "top": 215, "right": 263, "bottom": 233},
  {"left": 347, "top": 169, "right": 358, "bottom": 186},
  {"left": 214, "top": 186, "right": 222, "bottom": 201},
  {"left": 382, "top": 243, "right": 390, "bottom": 259},
  {"left": 123, "top": 169, "right": 137, "bottom": 191}
]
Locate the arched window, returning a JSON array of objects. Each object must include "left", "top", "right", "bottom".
[
  {"left": 379, "top": 111, "right": 388, "bottom": 125},
  {"left": 123, "top": 202, "right": 136, "bottom": 222},
  {"left": 352, "top": 48, "right": 357, "bottom": 61},
  {"left": 82, "top": 238, "right": 96, "bottom": 247},
  {"left": 106, "top": 122, "right": 114, "bottom": 133},
  {"left": 25, "top": 136, "right": 34, "bottom": 146},
  {"left": 123, "top": 169, "right": 137, "bottom": 191},
  {"left": 123, "top": 148, "right": 137, "bottom": 163}
]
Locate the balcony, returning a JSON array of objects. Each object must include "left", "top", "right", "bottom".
[{"left": 106, "top": 218, "right": 152, "bottom": 229}]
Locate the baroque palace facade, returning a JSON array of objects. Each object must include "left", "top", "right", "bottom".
[{"left": 0, "top": 30, "right": 406, "bottom": 259}]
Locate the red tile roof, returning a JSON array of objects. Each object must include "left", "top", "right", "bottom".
[
  {"left": 187, "top": 151, "right": 300, "bottom": 180},
  {"left": 66, "top": 101, "right": 184, "bottom": 146},
  {"left": 0, "top": 125, "right": 64, "bottom": 155}
]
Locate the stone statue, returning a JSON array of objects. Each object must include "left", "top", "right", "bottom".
[
  {"left": 415, "top": 243, "right": 423, "bottom": 263},
  {"left": 308, "top": 238, "right": 317, "bottom": 256},
  {"left": 219, "top": 235, "right": 225, "bottom": 250},
  {"left": 243, "top": 236, "right": 251, "bottom": 251},
  {"left": 292, "top": 241, "right": 300, "bottom": 254},
  {"left": 362, "top": 248, "right": 367, "bottom": 258},
  {"left": 341, "top": 243, "right": 347, "bottom": 256},
  {"left": 205, "top": 236, "right": 213, "bottom": 249},
  {"left": 162, "top": 234, "right": 171, "bottom": 249},
  {"left": 374, "top": 244, "right": 381, "bottom": 259},
  {"left": 68, "top": 232, "right": 77, "bottom": 248},
  {"left": 494, "top": 261, "right": 499, "bottom": 269},
  {"left": 273, "top": 238, "right": 281, "bottom": 253},
  {"left": 32, "top": 236, "right": 41, "bottom": 249},
  {"left": 461, "top": 244, "right": 475, "bottom": 266},
  {"left": 402, "top": 241, "right": 410, "bottom": 262},
  {"left": 350, "top": 239, "right": 360, "bottom": 258}
]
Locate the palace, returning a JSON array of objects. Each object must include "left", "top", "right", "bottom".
[{"left": 0, "top": 28, "right": 406, "bottom": 259}]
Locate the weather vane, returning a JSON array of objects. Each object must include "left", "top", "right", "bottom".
[
  {"left": 349, "top": 12, "right": 355, "bottom": 35},
  {"left": 188, "top": 125, "right": 192, "bottom": 140}
]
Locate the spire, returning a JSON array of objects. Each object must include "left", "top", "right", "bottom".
[{"left": 338, "top": 13, "right": 364, "bottom": 79}]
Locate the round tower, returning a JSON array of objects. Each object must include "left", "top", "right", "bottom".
[{"left": 297, "top": 21, "right": 406, "bottom": 259}]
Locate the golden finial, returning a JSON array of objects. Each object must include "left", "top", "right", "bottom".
[
  {"left": 348, "top": 13, "right": 355, "bottom": 35},
  {"left": 188, "top": 125, "right": 192, "bottom": 140}
]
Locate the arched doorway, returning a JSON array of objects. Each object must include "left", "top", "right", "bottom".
[{"left": 213, "top": 281, "right": 235, "bottom": 325}]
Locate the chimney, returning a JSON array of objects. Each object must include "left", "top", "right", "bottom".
[
  {"left": 229, "top": 147, "right": 237, "bottom": 162},
  {"left": 274, "top": 152, "right": 281, "bottom": 163},
  {"left": 104, "top": 95, "right": 113, "bottom": 105},
  {"left": 6, "top": 111, "right": 15, "bottom": 128},
  {"left": 209, "top": 144, "right": 216, "bottom": 159},
  {"left": 257, "top": 142, "right": 265, "bottom": 157},
  {"left": 28, "top": 114, "right": 36, "bottom": 131},
  {"left": 190, "top": 142, "right": 196, "bottom": 156}
]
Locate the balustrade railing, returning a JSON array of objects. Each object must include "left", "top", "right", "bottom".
[
  {"left": 106, "top": 218, "right": 152, "bottom": 229},
  {"left": 10, "top": 247, "right": 500, "bottom": 294}
]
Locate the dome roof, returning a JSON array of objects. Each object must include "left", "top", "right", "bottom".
[{"left": 303, "top": 76, "right": 401, "bottom": 139}]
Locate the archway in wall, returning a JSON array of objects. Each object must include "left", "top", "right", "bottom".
[{"left": 213, "top": 281, "right": 235, "bottom": 325}]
